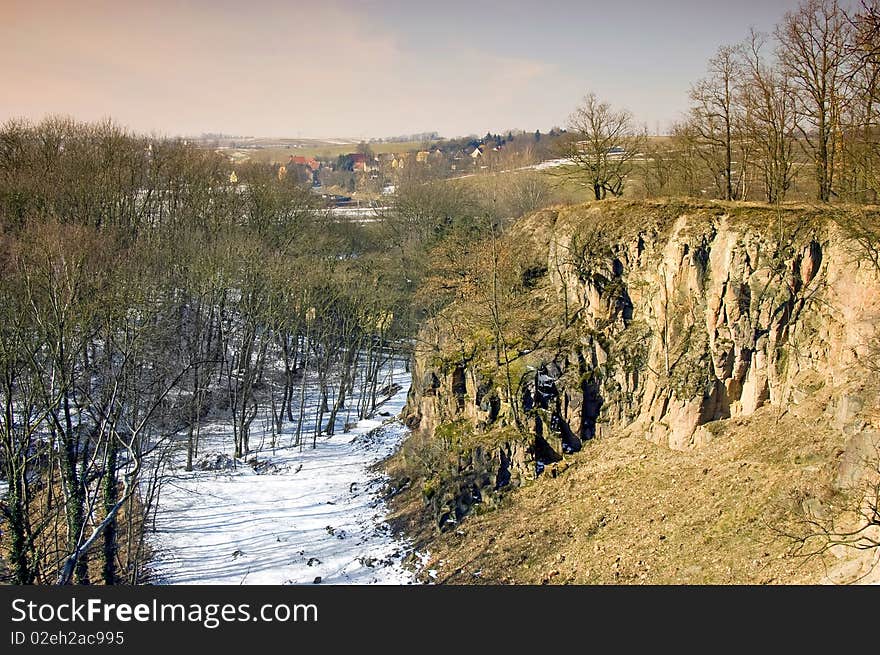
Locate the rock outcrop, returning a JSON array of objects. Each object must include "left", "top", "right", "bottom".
[{"left": 403, "top": 200, "right": 880, "bottom": 527}]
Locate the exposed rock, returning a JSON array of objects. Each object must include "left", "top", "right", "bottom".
[
  {"left": 196, "top": 452, "right": 235, "bottom": 471},
  {"left": 837, "top": 431, "right": 880, "bottom": 489},
  {"left": 402, "top": 201, "right": 880, "bottom": 528},
  {"left": 250, "top": 458, "right": 288, "bottom": 475}
]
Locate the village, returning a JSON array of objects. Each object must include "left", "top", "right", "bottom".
[{"left": 234, "top": 130, "right": 566, "bottom": 205}]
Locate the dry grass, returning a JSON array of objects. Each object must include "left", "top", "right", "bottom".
[{"left": 387, "top": 396, "right": 857, "bottom": 585}]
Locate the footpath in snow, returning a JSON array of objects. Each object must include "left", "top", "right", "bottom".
[{"left": 148, "top": 366, "right": 420, "bottom": 585}]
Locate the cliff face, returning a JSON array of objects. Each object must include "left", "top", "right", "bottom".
[{"left": 403, "top": 201, "right": 880, "bottom": 528}]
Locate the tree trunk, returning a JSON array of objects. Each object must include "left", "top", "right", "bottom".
[{"left": 102, "top": 439, "right": 119, "bottom": 585}]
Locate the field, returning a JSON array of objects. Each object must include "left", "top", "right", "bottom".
[{"left": 217, "top": 139, "right": 438, "bottom": 164}]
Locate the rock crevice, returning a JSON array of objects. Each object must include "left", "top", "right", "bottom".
[{"left": 403, "top": 201, "right": 880, "bottom": 526}]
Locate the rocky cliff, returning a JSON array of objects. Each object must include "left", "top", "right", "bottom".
[{"left": 402, "top": 200, "right": 880, "bottom": 531}]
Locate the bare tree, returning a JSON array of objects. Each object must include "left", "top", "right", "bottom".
[
  {"left": 840, "top": 0, "right": 880, "bottom": 200},
  {"left": 640, "top": 140, "right": 674, "bottom": 198},
  {"left": 777, "top": 0, "right": 855, "bottom": 201},
  {"left": 560, "top": 92, "right": 646, "bottom": 200},
  {"left": 741, "top": 30, "right": 799, "bottom": 203},
  {"left": 688, "top": 45, "right": 745, "bottom": 201},
  {"left": 667, "top": 121, "right": 707, "bottom": 197}
]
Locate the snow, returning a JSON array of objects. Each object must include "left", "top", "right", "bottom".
[
  {"left": 148, "top": 366, "right": 422, "bottom": 585},
  {"left": 327, "top": 205, "right": 388, "bottom": 223},
  {"left": 529, "top": 158, "right": 571, "bottom": 170},
  {"left": 446, "top": 156, "right": 570, "bottom": 182}
]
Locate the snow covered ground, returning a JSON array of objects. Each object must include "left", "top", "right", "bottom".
[
  {"left": 327, "top": 205, "right": 389, "bottom": 223},
  {"left": 148, "top": 364, "right": 422, "bottom": 585},
  {"left": 528, "top": 157, "right": 572, "bottom": 170}
]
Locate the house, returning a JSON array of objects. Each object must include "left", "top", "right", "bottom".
[
  {"left": 377, "top": 152, "right": 400, "bottom": 170},
  {"left": 288, "top": 155, "right": 319, "bottom": 172},
  {"left": 347, "top": 152, "right": 369, "bottom": 172},
  {"left": 470, "top": 146, "right": 483, "bottom": 159},
  {"left": 287, "top": 155, "right": 321, "bottom": 184},
  {"left": 416, "top": 150, "right": 430, "bottom": 163},
  {"left": 346, "top": 152, "right": 376, "bottom": 173},
  {"left": 392, "top": 153, "right": 408, "bottom": 169}
]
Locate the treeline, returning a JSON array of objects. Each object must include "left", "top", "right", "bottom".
[
  {"left": 668, "top": 0, "right": 880, "bottom": 203},
  {"left": 566, "top": 0, "right": 880, "bottom": 204},
  {"left": 0, "top": 118, "right": 413, "bottom": 585}
]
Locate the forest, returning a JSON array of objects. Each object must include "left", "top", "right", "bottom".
[{"left": 0, "top": 104, "right": 541, "bottom": 584}]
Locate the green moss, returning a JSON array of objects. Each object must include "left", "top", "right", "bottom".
[
  {"left": 611, "top": 321, "right": 652, "bottom": 376},
  {"left": 775, "top": 343, "right": 790, "bottom": 377},
  {"left": 434, "top": 418, "right": 470, "bottom": 448},
  {"left": 504, "top": 351, "right": 543, "bottom": 389},
  {"left": 667, "top": 325, "right": 714, "bottom": 400},
  {"left": 422, "top": 478, "right": 439, "bottom": 500},
  {"left": 701, "top": 420, "right": 727, "bottom": 437}
]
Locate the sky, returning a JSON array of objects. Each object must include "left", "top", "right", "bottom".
[{"left": 0, "top": 0, "right": 820, "bottom": 139}]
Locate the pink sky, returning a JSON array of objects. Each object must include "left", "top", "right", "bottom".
[{"left": 1, "top": 0, "right": 799, "bottom": 138}]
